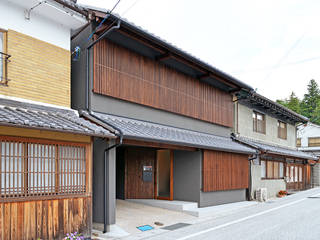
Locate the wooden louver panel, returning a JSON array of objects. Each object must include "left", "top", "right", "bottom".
[
  {"left": 202, "top": 150, "right": 249, "bottom": 192},
  {"left": 93, "top": 39, "right": 234, "bottom": 127}
]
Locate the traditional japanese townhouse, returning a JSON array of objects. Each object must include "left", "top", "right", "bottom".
[
  {"left": 297, "top": 122, "right": 320, "bottom": 187},
  {"left": 71, "top": 7, "right": 256, "bottom": 232},
  {"left": 233, "top": 91, "right": 318, "bottom": 199},
  {"left": 0, "top": 1, "right": 115, "bottom": 239}
]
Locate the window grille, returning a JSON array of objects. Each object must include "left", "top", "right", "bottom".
[
  {"left": 0, "top": 138, "right": 86, "bottom": 200},
  {"left": 277, "top": 121, "right": 287, "bottom": 140}
]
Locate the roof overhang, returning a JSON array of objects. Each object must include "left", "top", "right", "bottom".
[
  {"left": 85, "top": 8, "right": 253, "bottom": 93},
  {"left": 236, "top": 90, "right": 308, "bottom": 124}
]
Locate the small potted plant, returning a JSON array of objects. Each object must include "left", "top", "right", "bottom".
[
  {"left": 277, "top": 190, "right": 288, "bottom": 197},
  {"left": 64, "top": 232, "right": 85, "bottom": 240}
]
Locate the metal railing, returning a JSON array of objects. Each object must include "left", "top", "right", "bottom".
[{"left": 0, "top": 51, "right": 11, "bottom": 83}]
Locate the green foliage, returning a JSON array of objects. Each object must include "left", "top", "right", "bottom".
[{"left": 276, "top": 79, "right": 320, "bottom": 125}]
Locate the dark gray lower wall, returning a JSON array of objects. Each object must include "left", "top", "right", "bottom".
[
  {"left": 199, "top": 189, "right": 247, "bottom": 207},
  {"left": 91, "top": 94, "right": 230, "bottom": 137},
  {"left": 92, "top": 138, "right": 116, "bottom": 226},
  {"left": 173, "top": 150, "right": 201, "bottom": 205}
]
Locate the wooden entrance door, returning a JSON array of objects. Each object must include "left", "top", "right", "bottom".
[
  {"left": 155, "top": 150, "right": 173, "bottom": 200},
  {"left": 125, "top": 147, "right": 155, "bottom": 199},
  {"left": 286, "top": 163, "right": 305, "bottom": 190}
]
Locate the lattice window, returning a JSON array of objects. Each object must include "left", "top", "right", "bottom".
[
  {"left": 296, "top": 138, "right": 301, "bottom": 147},
  {"left": 0, "top": 137, "right": 87, "bottom": 199}
]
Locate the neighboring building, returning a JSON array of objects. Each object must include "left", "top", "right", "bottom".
[
  {"left": 297, "top": 122, "right": 320, "bottom": 186},
  {"left": 234, "top": 91, "right": 317, "bottom": 199},
  {"left": 71, "top": 7, "right": 256, "bottom": 232},
  {"left": 0, "top": 1, "right": 115, "bottom": 239}
]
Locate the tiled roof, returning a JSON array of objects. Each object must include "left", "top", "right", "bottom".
[
  {"left": 234, "top": 136, "right": 318, "bottom": 160},
  {"left": 92, "top": 112, "right": 257, "bottom": 154},
  {"left": 79, "top": 4, "right": 253, "bottom": 91},
  {"left": 0, "top": 99, "right": 114, "bottom": 137}
]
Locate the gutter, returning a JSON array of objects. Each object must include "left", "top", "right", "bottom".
[
  {"left": 82, "top": 18, "right": 122, "bottom": 233},
  {"left": 53, "top": 0, "right": 88, "bottom": 17}
]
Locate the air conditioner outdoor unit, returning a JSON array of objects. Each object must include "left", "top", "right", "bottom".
[{"left": 256, "top": 188, "right": 267, "bottom": 202}]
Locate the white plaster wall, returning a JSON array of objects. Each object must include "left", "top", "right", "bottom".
[
  {"left": 297, "top": 123, "right": 320, "bottom": 149},
  {"left": 251, "top": 164, "right": 286, "bottom": 199},
  {"left": 238, "top": 103, "right": 296, "bottom": 148},
  {"left": 0, "top": 0, "right": 71, "bottom": 50}
]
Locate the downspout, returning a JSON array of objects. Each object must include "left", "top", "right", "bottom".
[
  {"left": 248, "top": 154, "right": 258, "bottom": 201},
  {"left": 84, "top": 19, "right": 122, "bottom": 233},
  {"left": 86, "top": 19, "right": 121, "bottom": 111}
]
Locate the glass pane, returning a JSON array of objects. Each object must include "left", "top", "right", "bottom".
[
  {"left": 267, "top": 161, "right": 273, "bottom": 178},
  {"left": 279, "top": 162, "right": 284, "bottom": 178},
  {"left": 290, "top": 166, "right": 294, "bottom": 182},
  {"left": 1, "top": 142, "right": 24, "bottom": 195},
  {"left": 295, "top": 166, "right": 298, "bottom": 182},
  {"left": 299, "top": 167, "right": 302, "bottom": 182},
  {"left": 273, "top": 162, "right": 279, "bottom": 178},
  {"left": 261, "top": 161, "right": 266, "bottom": 178}
]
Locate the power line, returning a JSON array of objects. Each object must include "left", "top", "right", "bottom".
[{"left": 232, "top": 55, "right": 320, "bottom": 74}]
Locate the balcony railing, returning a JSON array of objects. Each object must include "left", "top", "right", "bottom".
[{"left": 0, "top": 51, "right": 11, "bottom": 84}]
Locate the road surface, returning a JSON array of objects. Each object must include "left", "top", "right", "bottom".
[{"left": 144, "top": 188, "right": 320, "bottom": 240}]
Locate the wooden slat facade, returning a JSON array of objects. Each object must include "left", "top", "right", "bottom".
[
  {"left": 0, "top": 197, "right": 91, "bottom": 240},
  {"left": 125, "top": 147, "right": 155, "bottom": 199},
  {"left": 93, "top": 39, "right": 234, "bottom": 127},
  {"left": 202, "top": 150, "right": 249, "bottom": 192}
]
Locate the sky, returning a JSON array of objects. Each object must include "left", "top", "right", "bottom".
[{"left": 78, "top": 0, "right": 320, "bottom": 101}]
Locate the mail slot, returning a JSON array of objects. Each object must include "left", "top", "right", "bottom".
[{"left": 142, "top": 165, "right": 153, "bottom": 182}]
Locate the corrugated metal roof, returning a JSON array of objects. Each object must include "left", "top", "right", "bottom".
[
  {"left": 92, "top": 112, "right": 257, "bottom": 154},
  {"left": 234, "top": 136, "right": 318, "bottom": 160},
  {"left": 0, "top": 99, "right": 114, "bottom": 137}
]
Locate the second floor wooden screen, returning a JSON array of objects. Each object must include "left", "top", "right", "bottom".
[
  {"left": 252, "top": 111, "right": 265, "bottom": 134},
  {"left": 278, "top": 121, "right": 287, "bottom": 140},
  {"left": 0, "top": 137, "right": 87, "bottom": 200},
  {"left": 308, "top": 137, "right": 320, "bottom": 147},
  {"left": 93, "top": 39, "right": 234, "bottom": 127}
]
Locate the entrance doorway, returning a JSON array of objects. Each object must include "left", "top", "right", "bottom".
[{"left": 155, "top": 150, "right": 173, "bottom": 200}]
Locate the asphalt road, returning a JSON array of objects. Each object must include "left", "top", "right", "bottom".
[{"left": 144, "top": 188, "right": 320, "bottom": 240}]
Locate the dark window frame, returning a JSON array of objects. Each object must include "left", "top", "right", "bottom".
[
  {"left": 253, "top": 111, "right": 266, "bottom": 134},
  {"left": 277, "top": 120, "right": 287, "bottom": 140}
]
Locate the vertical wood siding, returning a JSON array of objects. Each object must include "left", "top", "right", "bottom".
[
  {"left": 0, "top": 197, "right": 91, "bottom": 240},
  {"left": 202, "top": 150, "right": 249, "bottom": 192},
  {"left": 125, "top": 147, "right": 155, "bottom": 199},
  {"left": 93, "top": 39, "right": 234, "bottom": 127}
]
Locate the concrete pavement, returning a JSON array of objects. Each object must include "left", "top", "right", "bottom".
[{"left": 141, "top": 188, "right": 320, "bottom": 240}]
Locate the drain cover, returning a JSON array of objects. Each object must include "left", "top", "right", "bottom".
[
  {"left": 162, "top": 223, "right": 191, "bottom": 231},
  {"left": 137, "top": 225, "right": 154, "bottom": 231},
  {"left": 308, "top": 196, "right": 320, "bottom": 199}
]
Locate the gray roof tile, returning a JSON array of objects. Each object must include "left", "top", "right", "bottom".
[
  {"left": 235, "top": 136, "right": 317, "bottom": 160},
  {"left": 0, "top": 99, "right": 114, "bottom": 137},
  {"left": 92, "top": 112, "right": 256, "bottom": 154}
]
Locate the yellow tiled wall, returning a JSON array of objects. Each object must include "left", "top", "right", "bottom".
[{"left": 1, "top": 30, "right": 71, "bottom": 107}]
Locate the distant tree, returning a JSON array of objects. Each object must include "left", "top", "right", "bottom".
[
  {"left": 301, "top": 79, "right": 320, "bottom": 124},
  {"left": 276, "top": 91, "right": 301, "bottom": 114}
]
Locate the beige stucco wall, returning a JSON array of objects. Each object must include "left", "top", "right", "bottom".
[
  {"left": 0, "top": 30, "right": 70, "bottom": 107},
  {"left": 251, "top": 163, "right": 286, "bottom": 199},
  {"left": 237, "top": 103, "right": 296, "bottom": 148}
]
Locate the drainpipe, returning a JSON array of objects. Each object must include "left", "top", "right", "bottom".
[
  {"left": 83, "top": 19, "right": 122, "bottom": 234},
  {"left": 86, "top": 19, "right": 121, "bottom": 111},
  {"left": 79, "top": 110, "right": 123, "bottom": 233},
  {"left": 248, "top": 154, "right": 258, "bottom": 201}
]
